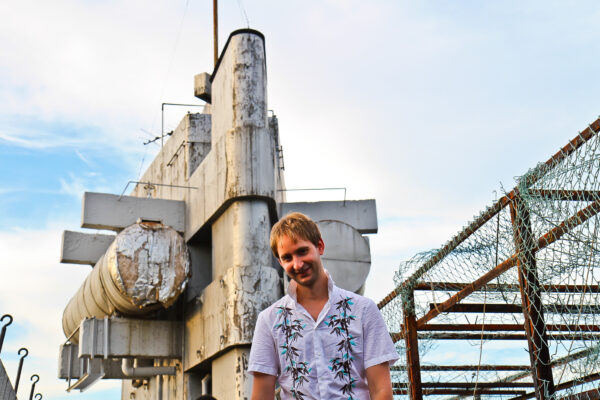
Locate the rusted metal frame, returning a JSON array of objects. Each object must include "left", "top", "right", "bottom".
[
  {"left": 402, "top": 289, "right": 423, "bottom": 400},
  {"left": 428, "top": 303, "right": 600, "bottom": 314},
  {"left": 478, "top": 344, "right": 600, "bottom": 390},
  {"left": 429, "top": 303, "right": 522, "bottom": 313},
  {"left": 393, "top": 388, "right": 527, "bottom": 395},
  {"left": 557, "top": 388, "right": 600, "bottom": 400},
  {"left": 418, "top": 382, "right": 536, "bottom": 388},
  {"left": 509, "top": 372, "right": 600, "bottom": 400},
  {"left": 377, "top": 195, "right": 511, "bottom": 309},
  {"left": 416, "top": 255, "right": 517, "bottom": 327},
  {"left": 416, "top": 199, "right": 600, "bottom": 328},
  {"left": 379, "top": 118, "right": 600, "bottom": 310},
  {"left": 529, "top": 189, "right": 600, "bottom": 202},
  {"left": 414, "top": 282, "right": 600, "bottom": 293},
  {"left": 509, "top": 195, "right": 555, "bottom": 400},
  {"left": 412, "top": 333, "right": 600, "bottom": 340},
  {"left": 410, "top": 324, "right": 600, "bottom": 332},
  {"left": 391, "top": 365, "right": 531, "bottom": 371}
]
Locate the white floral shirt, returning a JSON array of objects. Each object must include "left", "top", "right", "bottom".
[{"left": 248, "top": 272, "right": 398, "bottom": 399}]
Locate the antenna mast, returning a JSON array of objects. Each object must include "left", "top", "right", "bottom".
[{"left": 213, "top": 0, "right": 218, "bottom": 66}]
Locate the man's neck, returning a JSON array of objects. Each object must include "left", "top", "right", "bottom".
[{"left": 296, "top": 272, "right": 329, "bottom": 321}]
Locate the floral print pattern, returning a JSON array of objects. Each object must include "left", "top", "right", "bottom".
[{"left": 325, "top": 296, "right": 357, "bottom": 399}]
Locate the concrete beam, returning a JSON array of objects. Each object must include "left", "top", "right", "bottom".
[
  {"left": 60, "top": 230, "right": 115, "bottom": 265},
  {"left": 78, "top": 318, "right": 182, "bottom": 359},
  {"left": 81, "top": 192, "right": 185, "bottom": 232},
  {"left": 194, "top": 72, "right": 211, "bottom": 103},
  {"left": 280, "top": 199, "right": 378, "bottom": 233},
  {"left": 58, "top": 344, "right": 128, "bottom": 380}
]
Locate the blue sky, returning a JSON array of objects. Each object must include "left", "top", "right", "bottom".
[{"left": 1, "top": 1, "right": 600, "bottom": 398}]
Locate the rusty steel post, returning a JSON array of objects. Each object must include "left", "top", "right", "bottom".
[
  {"left": 402, "top": 289, "right": 423, "bottom": 400},
  {"left": 509, "top": 195, "right": 555, "bottom": 400}
]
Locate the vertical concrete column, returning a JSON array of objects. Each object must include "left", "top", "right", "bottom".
[{"left": 208, "top": 30, "right": 279, "bottom": 400}]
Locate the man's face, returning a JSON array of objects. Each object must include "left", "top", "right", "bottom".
[{"left": 276, "top": 234, "right": 325, "bottom": 289}]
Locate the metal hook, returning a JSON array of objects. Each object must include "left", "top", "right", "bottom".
[
  {"left": 0, "top": 314, "right": 13, "bottom": 355},
  {"left": 35, "top": 394, "right": 42, "bottom": 400},
  {"left": 14, "top": 347, "right": 28, "bottom": 393},
  {"left": 29, "top": 374, "right": 40, "bottom": 400}
]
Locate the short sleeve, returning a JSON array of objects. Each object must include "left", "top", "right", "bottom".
[
  {"left": 362, "top": 299, "right": 399, "bottom": 369},
  {"left": 248, "top": 309, "right": 280, "bottom": 376}
]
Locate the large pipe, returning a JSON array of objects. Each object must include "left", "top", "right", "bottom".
[{"left": 62, "top": 222, "right": 190, "bottom": 341}]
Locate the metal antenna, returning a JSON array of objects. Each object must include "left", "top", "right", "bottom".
[{"left": 213, "top": 0, "right": 218, "bottom": 66}]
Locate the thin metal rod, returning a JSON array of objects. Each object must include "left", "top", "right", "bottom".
[
  {"left": 413, "top": 282, "right": 600, "bottom": 293},
  {"left": 408, "top": 324, "right": 600, "bottom": 332},
  {"left": 213, "top": 0, "right": 218, "bottom": 66},
  {"left": 404, "top": 333, "right": 600, "bottom": 340},
  {"left": 29, "top": 374, "right": 39, "bottom": 400},
  {"left": 0, "top": 314, "right": 13, "bottom": 355},
  {"left": 528, "top": 189, "right": 600, "bottom": 201},
  {"left": 414, "top": 382, "right": 536, "bottom": 388},
  {"left": 14, "top": 347, "right": 28, "bottom": 393},
  {"left": 393, "top": 388, "right": 527, "bottom": 395},
  {"left": 428, "top": 303, "right": 600, "bottom": 314},
  {"left": 160, "top": 102, "right": 204, "bottom": 147},
  {"left": 392, "top": 365, "right": 531, "bottom": 371},
  {"left": 508, "top": 372, "right": 600, "bottom": 400}
]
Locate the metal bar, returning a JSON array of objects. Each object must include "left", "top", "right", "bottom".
[
  {"left": 414, "top": 282, "right": 600, "bottom": 293},
  {"left": 429, "top": 303, "right": 522, "bottom": 313},
  {"left": 392, "top": 365, "right": 531, "bottom": 371},
  {"left": 510, "top": 196, "right": 555, "bottom": 400},
  {"left": 0, "top": 314, "right": 12, "bottom": 355},
  {"left": 405, "top": 324, "right": 600, "bottom": 332},
  {"left": 393, "top": 388, "right": 527, "bottom": 395},
  {"left": 408, "top": 333, "right": 600, "bottom": 340},
  {"left": 528, "top": 189, "right": 600, "bottom": 201},
  {"left": 14, "top": 348, "right": 28, "bottom": 393},
  {"left": 213, "top": 0, "right": 218, "bottom": 66},
  {"left": 28, "top": 374, "right": 39, "bottom": 400},
  {"left": 416, "top": 199, "right": 600, "bottom": 327},
  {"left": 509, "top": 372, "right": 600, "bottom": 400},
  {"left": 557, "top": 388, "right": 600, "bottom": 400},
  {"left": 402, "top": 290, "right": 423, "bottom": 400},
  {"left": 416, "top": 382, "right": 536, "bottom": 388},
  {"left": 428, "top": 303, "right": 600, "bottom": 314},
  {"left": 379, "top": 118, "right": 600, "bottom": 310}
]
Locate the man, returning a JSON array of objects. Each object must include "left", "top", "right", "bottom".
[{"left": 249, "top": 212, "right": 398, "bottom": 399}]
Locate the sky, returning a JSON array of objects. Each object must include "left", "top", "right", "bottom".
[{"left": 1, "top": 0, "right": 600, "bottom": 399}]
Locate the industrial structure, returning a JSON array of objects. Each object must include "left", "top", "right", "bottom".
[
  {"left": 379, "top": 118, "right": 600, "bottom": 400},
  {"left": 57, "top": 29, "right": 378, "bottom": 399}
]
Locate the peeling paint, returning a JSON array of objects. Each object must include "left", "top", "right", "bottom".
[{"left": 62, "top": 222, "right": 190, "bottom": 340}]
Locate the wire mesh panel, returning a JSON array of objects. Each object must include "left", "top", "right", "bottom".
[{"left": 380, "top": 119, "right": 600, "bottom": 400}]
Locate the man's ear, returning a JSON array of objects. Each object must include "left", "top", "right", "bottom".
[{"left": 317, "top": 238, "right": 325, "bottom": 255}]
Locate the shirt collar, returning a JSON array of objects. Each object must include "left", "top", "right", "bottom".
[{"left": 286, "top": 269, "right": 336, "bottom": 303}]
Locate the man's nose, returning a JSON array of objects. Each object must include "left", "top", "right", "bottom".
[{"left": 292, "top": 256, "right": 304, "bottom": 270}]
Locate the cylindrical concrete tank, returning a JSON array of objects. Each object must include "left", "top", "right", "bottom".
[{"left": 63, "top": 222, "right": 190, "bottom": 341}]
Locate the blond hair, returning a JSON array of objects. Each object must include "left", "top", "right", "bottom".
[{"left": 270, "top": 212, "right": 321, "bottom": 258}]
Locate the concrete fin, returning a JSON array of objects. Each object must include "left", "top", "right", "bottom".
[{"left": 81, "top": 192, "right": 185, "bottom": 232}]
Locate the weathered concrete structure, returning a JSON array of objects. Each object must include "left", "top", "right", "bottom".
[{"left": 58, "top": 29, "right": 378, "bottom": 399}]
